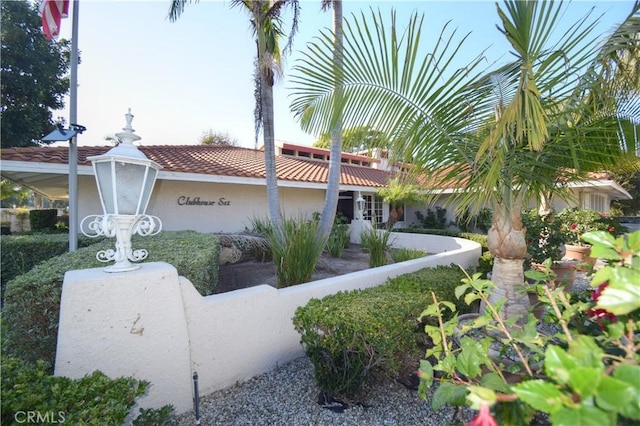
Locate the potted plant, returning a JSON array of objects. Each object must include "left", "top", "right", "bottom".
[
  {"left": 556, "top": 208, "right": 627, "bottom": 264},
  {"left": 522, "top": 210, "right": 577, "bottom": 292},
  {"left": 522, "top": 209, "right": 566, "bottom": 267}
]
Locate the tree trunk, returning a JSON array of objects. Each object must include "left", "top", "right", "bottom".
[
  {"left": 261, "top": 71, "right": 282, "bottom": 227},
  {"left": 486, "top": 202, "right": 529, "bottom": 323},
  {"left": 318, "top": 0, "right": 343, "bottom": 242}
]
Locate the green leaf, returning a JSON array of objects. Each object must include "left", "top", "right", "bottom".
[
  {"left": 432, "top": 382, "right": 467, "bottom": 411},
  {"left": 418, "top": 360, "right": 433, "bottom": 400},
  {"left": 455, "top": 284, "right": 470, "bottom": 300},
  {"left": 595, "top": 375, "right": 634, "bottom": 415},
  {"left": 611, "top": 365, "right": 640, "bottom": 420},
  {"left": 627, "top": 230, "right": 640, "bottom": 255},
  {"left": 513, "top": 380, "right": 564, "bottom": 413},
  {"left": 596, "top": 285, "right": 640, "bottom": 315},
  {"left": 613, "top": 364, "right": 640, "bottom": 389},
  {"left": 590, "top": 266, "right": 612, "bottom": 287},
  {"left": 464, "top": 292, "right": 481, "bottom": 305},
  {"left": 550, "top": 405, "right": 612, "bottom": 426},
  {"left": 581, "top": 231, "right": 616, "bottom": 247},
  {"left": 480, "top": 372, "right": 512, "bottom": 394},
  {"left": 567, "top": 367, "right": 601, "bottom": 398},
  {"left": 588, "top": 245, "right": 621, "bottom": 261},
  {"left": 456, "top": 337, "right": 486, "bottom": 378},
  {"left": 544, "top": 346, "right": 577, "bottom": 384},
  {"left": 567, "top": 336, "right": 603, "bottom": 369},
  {"left": 596, "top": 275, "right": 640, "bottom": 315},
  {"left": 466, "top": 385, "right": 497, "bottom": 410}
]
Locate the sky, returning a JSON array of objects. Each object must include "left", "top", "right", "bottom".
[{"left": 52, "top": 0, "right": 636, "bottom": 149}]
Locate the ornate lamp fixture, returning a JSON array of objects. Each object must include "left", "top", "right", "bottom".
[
  {"left": 356, "top": 192, "right": 365, "bottom": 220},
  {"left": 81, "top": 109, "right": 162, "bottom": 272}
]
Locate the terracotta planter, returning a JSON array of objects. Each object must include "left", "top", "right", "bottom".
[
  {"left": 564, "top": 244, "right": 596, "bottom": 265},
  {"left": 527, "top": 291, "right": 546, "bottom": 320},
  {"left": 551, "top": 260, "right": 578, "bottom": 292}
]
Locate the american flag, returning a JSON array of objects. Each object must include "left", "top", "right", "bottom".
[{"left": 39, "top": 0, "right": 69, "bottom": 40}]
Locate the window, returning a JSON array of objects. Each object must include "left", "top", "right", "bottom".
[
  {"left": 363, "top": 194, "right": 383, "bottom": 224},
  {"left": 584, "top": 194, "right": 607, "bottom": 213}
]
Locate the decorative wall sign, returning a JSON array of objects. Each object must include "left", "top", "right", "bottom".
[{"left": 177, "top": 196, "right": 231, "bottom": 206}]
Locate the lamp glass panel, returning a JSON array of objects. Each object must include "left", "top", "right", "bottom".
[
  {"left": 114, "top": 161, "right": 146, "bottom": 215},
  {"left": 138, "top": 168, "right": 157, "bottom": 213},
  {"left": 95, "top": 161, "right": 115, "bottom": 214}
]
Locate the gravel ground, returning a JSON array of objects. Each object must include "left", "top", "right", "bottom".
[
  {"left": 175, "top": 356, "right": 474, "bottom": 426},
  {"left": 175, "top": 272, "right": 593, "bottom": 426}
]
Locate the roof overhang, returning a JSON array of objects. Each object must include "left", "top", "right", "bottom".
[
  {"left": 0, "top": 161, "right": 94, "bottom": 200},
  {"left": 0, "top": 159, "right": 386, "bottom": 199},
  {"left": 566, "top": 179, "right": 633, "bottom": 200}
]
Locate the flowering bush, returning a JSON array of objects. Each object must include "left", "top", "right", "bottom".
[
  {"left": 418, "top": 229, "right": 640, "bottom": 425},
  {"left": 522, "top": 209, "right": 566, "bottom": 265},
  {"left": 556, "top": 208, "right": 627, "bottom": 246}
]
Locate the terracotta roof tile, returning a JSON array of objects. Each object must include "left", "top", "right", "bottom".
[{"left": 1, "top": 145, "right": 393, "bottom": 187}]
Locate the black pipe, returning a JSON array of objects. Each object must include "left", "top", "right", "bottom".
[{"left": 193, "top": 371, "right": 201, "bottom": 426}]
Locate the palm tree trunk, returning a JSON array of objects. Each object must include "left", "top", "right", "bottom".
[
  {"left": 261, "top": 71, "right": 282, "bottom": 227},
  {"left": 318, "top": 0, "right": 343, "bottom": 242},
  {"left": 486, "top": 202, "right": 530, "bottom": 322}
]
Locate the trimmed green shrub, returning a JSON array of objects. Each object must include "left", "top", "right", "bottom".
[
  {"left": 1, "top": 357, "right": 147, "bottom": 425},
  {"left": 477, "top": 250, "right": 494, "bottom": 278},
  {"left": 393, "top": 227, "right": 459, "bottom": 237},
  {"left": 389, "top": 247, "right": 427, "bottom": 262},
  {"left": 140, "top": 231, "right": 219, "bottom": 296},
  {"left": 293, "top": 265, "right": 469, "bottom": 402},
  {"left": 28, "top": 209, "right": 58, "bottom": 231},
  {"left": 132, "top": 405, "right": 178, "bottom": 425},
  {"left": 2, "top": 231, "right": 219, "bottom": 367},
  {"left": 1, "top": 234, "right": 99, "bottom": 289},
  {"left": 458, "top": 232, "right": 488, "bottom": 252}
]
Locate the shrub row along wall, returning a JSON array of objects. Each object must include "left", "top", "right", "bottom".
[
  {"left": 54, "top": 233, "right": 481, "bottom": 414},
  {"left": 2, "top": 231, "right": 220, "bottom": 366}
]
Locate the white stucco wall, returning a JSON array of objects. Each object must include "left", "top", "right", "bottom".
[
  {"left": 78, "top": 178, "right": 326, "bottom": 233},
  {"left": 55, "top": 233, "right": 481, "bottom": 416}
]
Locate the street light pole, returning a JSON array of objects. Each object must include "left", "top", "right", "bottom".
[{"left": 68, "top": 0, "right": 80, "bottom": 252}]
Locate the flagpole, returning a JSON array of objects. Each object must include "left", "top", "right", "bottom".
[{"left": 69, "top": 0, "right": 79, "bottom": 252}]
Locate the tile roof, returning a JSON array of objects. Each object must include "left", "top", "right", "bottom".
[{"left": 0, "top": 144, "right": 394, "bottom": 188}]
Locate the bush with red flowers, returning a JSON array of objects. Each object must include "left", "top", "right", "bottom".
[
  {"left": 556, "top": 208, "right": 627, "bottom": 246},
  {"left": 418, "top": 230, "right": 640, "bottom": 426}
]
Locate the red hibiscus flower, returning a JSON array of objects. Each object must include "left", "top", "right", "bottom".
[
  {"left": 587, "top": 281, "right": 618, "bottom": 329},
  {"left": 468, "top": 404, "right": 498, "bottom": 426}
]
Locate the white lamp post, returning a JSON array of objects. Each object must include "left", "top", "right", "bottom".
[
  {"left": 81, "top": 109, "right": 162, "bottom": 272},
  {"left": 356, "top": 192, "right": 365, "bottom": 220}
]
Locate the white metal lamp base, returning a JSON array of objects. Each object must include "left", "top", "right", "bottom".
[{"left": 81, "top": 214, "right": 162, "bottom": 273}]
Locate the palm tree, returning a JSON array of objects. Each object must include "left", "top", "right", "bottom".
[
  {"left": 316, "top": 0, "right": 344, "bottom": 242},
  {"left": 290, "top": 2, "right": 639, "bottom": 321},
  {"left": 377, "top": 177, "right": 426, "bottom": 230},
  {"left": 168, "top": 0, "right": 300, "bottom": 227}
]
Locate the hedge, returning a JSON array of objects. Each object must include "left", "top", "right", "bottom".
[
  {"left": 1, "top": 358, "right": 147, "bottom": 425},
  {"left": 28, "top": 209, "right": 58, "bottom": 231},
  {"left": 1, "top": 234, "right": 99, "bottom": 290},
  {"left": 2, "top": 231, "right": 220, "bottom": 367},
  {"left": 293, "top": 265, "right": 471, "bottom": 402},
  {"left": 393, "top": 228, "right": 488, "bottom": 252}
]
